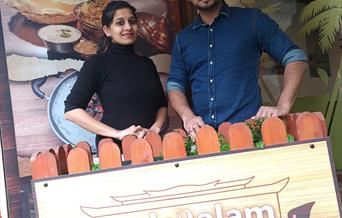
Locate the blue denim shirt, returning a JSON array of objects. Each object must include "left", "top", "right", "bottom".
[{"left": 167, "top": 4, "right": 307, "bottom": 128}]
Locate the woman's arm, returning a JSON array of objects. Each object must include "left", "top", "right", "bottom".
[
  {"left": 149, "top": 107, "right": 168, "bottom": 134},
  {"left": 64, "top": 108, "right": 142, "bottom": 140},
  {"left": 64, "top": 57, "right": 141, "bottom": 140}
]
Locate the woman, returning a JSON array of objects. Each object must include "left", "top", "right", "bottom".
[{"left": 64, "top": 1, "right": 168, "bottom": 148}]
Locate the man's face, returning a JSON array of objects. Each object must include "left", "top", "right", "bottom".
[{"left": 190, "top": 0, "right": 222, "bottom": 11}]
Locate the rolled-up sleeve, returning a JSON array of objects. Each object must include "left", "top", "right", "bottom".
[
  {"left": 167, "top": 36, "right": 189, "bottom": 94},
  {"left": 281, "top": 48, "right": 308, "bottom": 66},
  {"left": 254, "top": 9, "right": 307, "bottom": 65},
  {"left": 64, "top": 56, "right": 101, "bottom": 113}
]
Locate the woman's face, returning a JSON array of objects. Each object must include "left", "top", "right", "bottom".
[{"left": 103, "top": 8, "right": 138, "bottom": 45}]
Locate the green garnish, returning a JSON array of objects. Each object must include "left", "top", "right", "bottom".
[{"left": 59, "top": 29, "right": 72, "bottom": 38}]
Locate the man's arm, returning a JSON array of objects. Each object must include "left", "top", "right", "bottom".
[
  {"left": 168, "top": 90, "right": 204, "bottom": 138},
  {"left": 167, "top": 35, "right": 205, "bottom": 138},
  {"left": 255, "top": 60, "right": 308, "bottom": 118},
  {"left": 253, "top": 9, "right": 308, "bottom": 118}
]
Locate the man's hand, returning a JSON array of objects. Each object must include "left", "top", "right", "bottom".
[
  {"left": 254, "top": 105, "right": 290, "bottom": 118},
  {"left": 254, "top": 61, "right": 307, "bottom": 119},
  {"left": 183, "top": 115, "right": 205, "bottom": 140},
  {"left": 168, "top": 90, "right": 205, "bottom": 140}
]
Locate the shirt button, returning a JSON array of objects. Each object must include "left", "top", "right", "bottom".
[
  {"left": 210, "top": 97, "right": 214, "bottom": 101},
  {"left": 211, "top": 115, "right": 215, "bottom": 119},
  {"left": 209, "top": 44, "right": 213, "bottom": 48},
  {"left": 210, "top": 61, "right": 213, "bottom": 65},
  {"left": 210, "top": 28, "right": 213, "bottom": 32},
  {"left": 210, "top": 79, "right": 213, "bottom": 83}
]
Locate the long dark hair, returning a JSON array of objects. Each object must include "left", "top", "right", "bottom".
[{"left": 97, "top": 1, "right": 137, "bottom": 53}]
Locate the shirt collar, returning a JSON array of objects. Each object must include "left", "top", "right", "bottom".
[{"left": 192, "top": 2, "right": 230, "bottom": 30}]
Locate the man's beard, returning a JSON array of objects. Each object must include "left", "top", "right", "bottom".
[{"left": 195, "top": 0, "right": 222, "bottom": 11}]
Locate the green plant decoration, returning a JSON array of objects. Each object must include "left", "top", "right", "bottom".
[
  {"left": 245, "top": 118, "right": 266, "bottom": 144},
  {"left": 255, "top": 141, "right": 265, "bottom": 149},
  {"left": 91, "top": 162, "right": 100, "bottom": 171},
  {"left": 218, "top": 134, "right": 230, "bottom": 151},
  {"left": 261, "top": 2, "right": 282, "bottom": 16},
  {"left": 299, "top": 0, "right": 342, "bottom": 132},
  {"left": 185, "top": 136, "right": 198, "bottom": 156},
  {"left": 299, "top": 0, "right": 342, "bottom": 53},
  {"left": 298, "top": 1, "right": 342, "bottom": 169},
  {"left": 287, "top": 134, "right": 295, "bottom": 142}
]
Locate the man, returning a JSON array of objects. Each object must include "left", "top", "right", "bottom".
[{"left": 167, "top": 0, "right": 308, "bottom": 138}]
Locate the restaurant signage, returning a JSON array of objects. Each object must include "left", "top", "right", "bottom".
[{"left": 33, "top": 139, "right": 341, "bottom": 218}]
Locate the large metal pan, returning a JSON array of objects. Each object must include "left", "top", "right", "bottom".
[{"left": 31, "top": 70, "right": 100, "bottom": 153}]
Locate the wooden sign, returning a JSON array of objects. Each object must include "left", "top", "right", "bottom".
[
  {"left": 0, "top": 140, "right": 9, "bottom": 218},
  {"left": 33, "top": 139, "right": 341, "bottom": 218}
]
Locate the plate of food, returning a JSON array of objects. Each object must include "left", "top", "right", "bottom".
[
  {"left": 73, "top": 1, "right": 109, "bottom": 42},
  {"left": 73, "top": 38, "right": 99, "bottom": 59},
  {"left": 4, "top": 0, "right": 87, "bottom": 24}
]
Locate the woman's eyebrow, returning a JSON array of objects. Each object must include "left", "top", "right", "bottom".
[{"left": 114, "top": 16, "right": 135, "bottom": 20}]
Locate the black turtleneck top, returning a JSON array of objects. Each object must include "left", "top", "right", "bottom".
[{"left": 65, "top": 43, "right": 167, "bottom": 143}]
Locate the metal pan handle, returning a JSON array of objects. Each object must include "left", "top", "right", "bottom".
[{"left": 31, "top": 76, "right": 48, "bottom": 100}]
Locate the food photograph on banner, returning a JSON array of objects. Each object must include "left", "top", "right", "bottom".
[{"left": 0, "top": 0, "right": 183, "bottom": 177}]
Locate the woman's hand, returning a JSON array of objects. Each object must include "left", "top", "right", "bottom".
[
  {"left": 115, "top": 125, "right": 143, "bottom": 140},
  {"left": 135, "top": 126, "right": 161, "bottom": 139},
  {"left": 149, "top": 126, "right": 161, "bottom": 134},
  {"left": 136, "top": 128, "right": 148, "bottom": 139},
  {"left": 149, "top": 107, "right": 167, "bottom": 135},
  {"left": 115, "top": 123, "right": 163, "bottom": 141}
]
